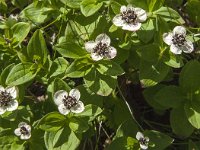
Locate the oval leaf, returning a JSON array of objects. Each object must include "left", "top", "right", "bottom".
[{"left": 6, "top": 63, "right": 36, "bottom": 86}]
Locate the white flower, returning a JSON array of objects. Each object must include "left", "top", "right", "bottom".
[
  {"left": 0, "top": 15, "right": 4, "bottom": 20},
  {"left": 0, "top": 85, "right": 18, "bottom": 115},
  {"left": 112, "top": 5, "right": 147, "bottom": 31},
  {"left": 50, "top": 33, "right": 56, "bottom": 45},
  {"left": 10, "top": 14, "right": 19, "bottom": 21},
  {"left": 163, "top": 26, "right": 194, "bottom": 54},
  {"left": 136, "top": 132, "right": 149, "bottom": 150},
  {"left": 54, "top": 89, "right": 84, "bottom": 115},
  {"left": 84, "top": 33, "right": 117, "bottom": 61},
  {"left": 14, "top": 122, "right": 31, "bottom": 140}
]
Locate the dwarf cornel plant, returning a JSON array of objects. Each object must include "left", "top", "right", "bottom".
[{"left": 0, "top": 0, "right": 200, "bottom": 149}]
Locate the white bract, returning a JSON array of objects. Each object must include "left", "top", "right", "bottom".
[
  {"left": 50, "top": 33, "right": 56, "bottom": 45},
  {"left": 0, "top": 15, "right": 4, "bottom": 20},
  {"left": 163, "top": 26, "right": 194, "bottom": 54},
  {"left": 136, "top": 131, "right": 149, "bottom": 150},
  {"left": 0, "top": 86, "right": 18, "bottom": 115},
  {"left": 10, "top": 14, "right": 19, "bottom": 21},
  {"left": 54, "top": 89, "right": 84, "bottom": 115},
  {"left": 84, "top": 34, "right": 117, "bottom": 61},
  {"left": 112, "top": 5, "right": 147, "bottom": 31},
  {"left": 14, "top": 122, "right": 31, "bottom": 140}
]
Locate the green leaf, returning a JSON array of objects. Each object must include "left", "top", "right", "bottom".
[
  {"left": 143, "top": 84, "right": 169, "bottom": 110},
  {"left": 44, "top": 127, "right": 69, "bottom": 149},
  {"left": 2, "top": 105, "right": 32, "bottom": 122},
  {"left": 0, "top": 135, "right": 18, "bottom": 150},
  {"left": 84, "top": 69, "right": 117, "bottom": 96},
  {"left": 54, "top": 42, "right": 87, "bottom": 58},
  {"left": 80, "top": 0, "right": 103, "bottom": 17},
  {"left": 53, "top": 78, "right": 71, "bottom": 93},
  {"left": 65, "top": 58, "right": 93, "bottom": 78},
  {"left": 6, "top": 63, "right": 36, "bottom": 86},
  {"left": 185, "top": 102, "right": 200, "bottom": 129},
  {"left": 97, "top": 60, "right": 124, "bottom": 76},
  {"left": 48, "top": 57, "right": 69, "bottom": 79},
  {"left": 188, "top": 140, "right": 200, "bottom": 150},
  {"left": 137, "top": 19, "right": 155, "bottom": 43},
  {"left": 110, "top": 1, "right": 121, "bottom": 14},
  {"left": 126, "top": 0, "right": 148, "bottom": 10},
  {"left": 145, "top": 130, "right": 174, "bottom": 150},
  {"left": 27, "top": 29, "right": 48, "bottom": 64},
  {"left": 75, "top": 104, "right": 102, "bottom": 119},
  {"left": 163, "top": 51, "right": 184, "bottom": 68},
  {"left": 140, "top": 43, "right": 161, "bottom": 62},
  {"left": 114, "top": 120, "right": 139, "bottom": 139},
  {"left": 139, "top": 60, "right": 170, "bottom": 87},
  {"left": 11, "top": 141, "right": 26, "bottom": 150},
  {"left": 69, "top": 117, "right": 89, "bottom": 133},
  {"left": 147, "top": 0, "right": 164, "bottom": 12},
  {"left": 109, "top": 24, "right": 118, "bottom": 32},
  {"left": 154, "top": 85, "right": 185, "bottom": 109},
  {"left": 170, "top": 106, "right": 194, "bottom": 137},
  {"left": 186, "top": 0, "right": 200, "bottom": 26},
  {"left": 179, "top": 60, "right": 200, "bottom": 94},
  {"left": 38, "top": 112, "right": 66, "bottom": 132},
  {"left": 11, "top": 22, "right": 30, "bottom": 46},
  {"left": 60, "top": 0, "right": 82, "bottom": 8},
  {"left": 153, "top": 7, "right": 184, "bottom": 23},
  {"left": 0, "top": 0, "right": 7, "bottom": 13},
  {"left": 0, "top": 63, "right": 15, "bottom": 86},
  {"left": 20, "top": 3, "right": 52, "bottom": 24},
  {"left": 78, "top": 85, "right": 104, "bottom": 107},
  {"left": 47, "top": 78, "right": 70, "bottom": 107},
  {"left": 107, "top": 136, "right": 138, "bottom": 150},
  {"left": 44, "top": 128, "right": 80, "bottom": 150}
]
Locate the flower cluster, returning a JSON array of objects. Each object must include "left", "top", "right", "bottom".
[
  {"left": 0, "top": 86, "right": 18, "bottom": 115},
  {"left": 14, "top": 122, "right": 31, "bottom": 140},
  {"left": 85, "top": 34, "right": 117, "bottom": 61},
  {"left": 136, "top": 132, "right": 149, "bottom": 150},
  {"left": 54, "top": 89, "right": 84, "bottom": 115},
  {"left": 163, "top": 26, "right": 194, "bottom": 54},
  {"left": 112, "top": 5, "right": 147, "bottom": 31}
]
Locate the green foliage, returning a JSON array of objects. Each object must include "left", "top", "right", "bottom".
[
  {"left": 65, "top": 58, "right": 93, "bottom": 78},
  {"left": 27, "top": 29, "right": 48, "bottom": 64},
  {"left": 80, "top": 0, "right": 103, "bottom": 17},
  {"left": 54, "top": 42, "right": 88, "bottom": 58},
  {"left": 107, "top": 136, "right": 138, "bottom": 150},
  {"left": 38, "top": 112, "right": 66, "bottom": 132},
  {"left": 11, "top": 22, "right": 30, "bottom": 46},
  {"left": 186, "top": 0, "right": 200, "bottom": 25},
  {"left": 144, "top": 130, "right": 174, "bottom": 150},
  {"left": 84, "top": 69, "right": 117, "bottom": 96},
  {"left": 154, "top": 85, "right": 185, "bottom": 109},
  {"left": 170, "top": 106, "right": 194, "bottom": 137},
  {"left": 6, "top": 63, "right": 37, "bottom": 86},
  {"left": 44, "top": 128, "right": 80, "bottom": 150},
  {"left": 179, "top": 60, "right": 200, "bottom": 94}
]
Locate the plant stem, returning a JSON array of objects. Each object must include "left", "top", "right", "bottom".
[
  {"left": 117, "top": 82, "right": 143, "bottom": 131},
  {"left": 42, "top": 18, "right": 59, "bottom": 30}
]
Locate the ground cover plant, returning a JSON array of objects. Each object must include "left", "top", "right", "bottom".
[{"left": 0, "top": 0, "right": 200, "bottom": 149}]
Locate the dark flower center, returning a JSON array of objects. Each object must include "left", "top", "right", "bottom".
[
  {"left": 121, "top": 9, "right": 137, "bottom": 24},
  {"left": 93, "top": 42, "right": 109, "bottom": 57},
  {"left": 63, "top": 95, "right": 78, "bottom": 109},
  {"left": 20, "top": 126, "right": 29, "bottom": 135},
  {"left": 139, "top": 138, "right": 148, "bottom": 146},
  {"left": 172, "top": 34, "right": 186, "bottom": 47},
  {"left": 0, "top": 91, "right": 12, "bottom": 107}
]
